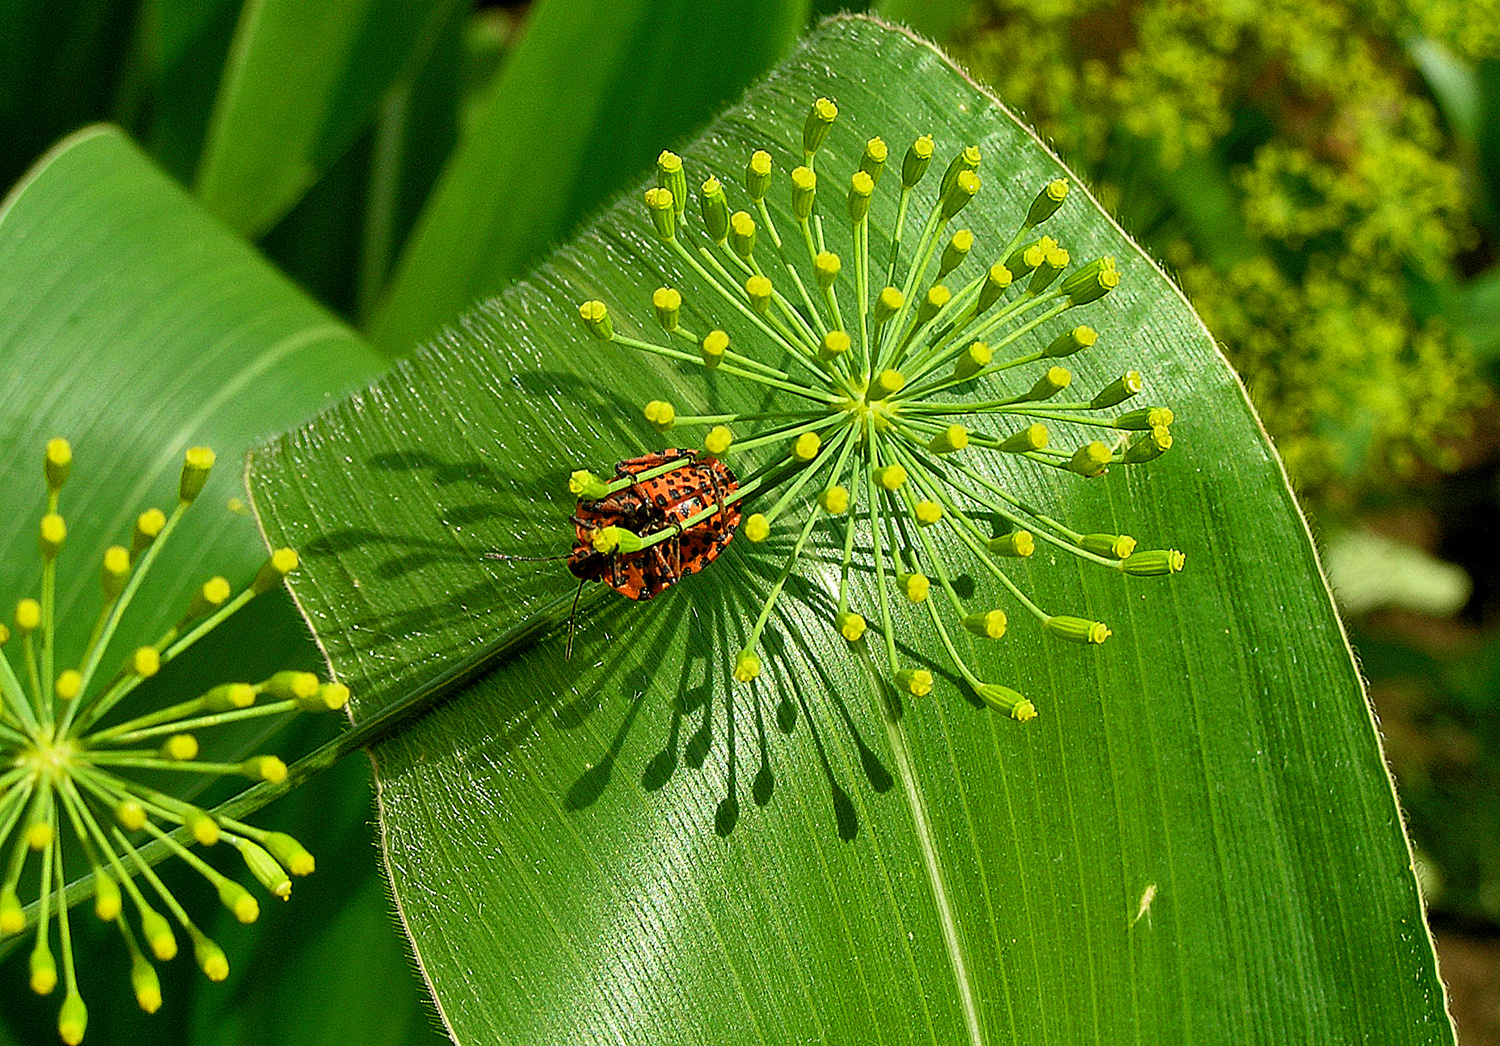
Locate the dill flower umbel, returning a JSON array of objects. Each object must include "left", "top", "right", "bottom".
[
  {"left": 1, "top": 439, "right": 346, "bottom": 1043},
  {"left": 571, "top": 98, "right": 1183, "bottom": 720}
]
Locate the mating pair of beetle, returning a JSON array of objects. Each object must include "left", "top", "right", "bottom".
[{"left": 490, "top": 449, "right": 741, "bottom": 654}]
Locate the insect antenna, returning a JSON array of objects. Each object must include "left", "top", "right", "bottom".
[{"left": 484, "top": 551, "right": 587, "bottom": 659}]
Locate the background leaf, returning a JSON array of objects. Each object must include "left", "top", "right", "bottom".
[
  {"left": 874, "top": 0, "right": 971, "bottom": 40},
  {"left": 193, "top": 0, "right": 463, "bottom": 238},
  {"left": 367, "top": 0, "right": 811, "bottom": 356},
  {"left": 245, "top": 16, "right": 1447, "bottom": 1045}
]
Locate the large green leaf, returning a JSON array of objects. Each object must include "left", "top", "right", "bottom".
[
  {"left": 248, "top": 17, "right": 1452, "bottom": 1045},
  {"left": 367, "top": 0, "right": 810, "bottom": 356},
  {"left": 0, "top": 125, "right": 398, "bottom": 1039}
]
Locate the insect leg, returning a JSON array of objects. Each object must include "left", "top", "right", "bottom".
[{"left": 565, "top": 576, "right": 586, "bottom": 660}]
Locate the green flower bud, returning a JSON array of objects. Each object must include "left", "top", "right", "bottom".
[
  {"left": 1044, "top": 325, "right": 1097, "bottom": 358},
  {"left": 998, "top": 423, "right": 1049, "bottom": 453},
  {"left": 1027, "top": 245, "right": 1070, "bottom": 293},
  {"left": 733, "top": 649, "right": 762, "bottom": 682},
  {"left": 860, "top": 137, "right": 887, "bottom": 184},
  {"left": 701, "top": 329, "right": 729, "bottom": 368},
  {"left": 186, "top": 575, "right": 231, "bottom": 620},
  {"left": 791, "top": 165, "right": 817, "bottom": 221},
  {"left": 266, "top": 670, "right": 319, "bottom": 705},
  {"left": 987, "top": 531, "right": 1035, "bottom": 557},
  {"left": 1026, "top": 178, "right": 1068, "bottom": 227},
  {"left": 265, "top": 832, "right": 316, "bottom": 876},
  {"left": 94, "top": 868, "right": 121, "bottom": 921},
  {"left": 251, "top": 547, "right": 299, "bottom": 594},
  {"left": 975, "top": 262, "right": 1013, "bottom": 312},
  {"left": 939, "top": 144, "right": 981, "bottom": 199},
  {"left": 656, "top": 149, "right": 687, "bottom": 214},
  {"left": 1123, "top": 549, "right": 1186, "bottom": 576},
  {"left": 1024, "top": 366, "right": 1072, "bottom": 401},
  {"left": 235, "top": 837, "right": 293, "bottom": 900},
  {"left": 592, "top": 526, "right": 644, "bottom": 554},
  {"left": 819, "top": 330, "right": 851, "bottom": 360},
  {"left": 1067, "top": 441, "right": 1113, "bottom": 477},
  {"left": 1090, "top": 371, "right": 1143, "bottom": 409},
  {"left": 848, "top": 170, "right": 874, "bottom": 223},
  {"left": 952, "top": 341, "right": 991, "bottom": 381},
  {"left": 927, "top": 424, "right": 969, "bottom": 454},
  {"left": 14, "top": 598, "right": 39, "bottom": 635},
  {"left": 44, "top": 437, "right": 72, "bottom": 493},
  {"left": 39, "top": 513, "right": 65, "bottom": 560},
  {"left": 744, "top": 274, "right": 772, "bottom": 313},
  {"left": 975, "top": 683, "right": 1036, "bottom": 721},
  {"left": 897, "top": 572, "right": 929, "bottom": 602},
  {"left": 745, "top": 514, "right": 770, "bottom": 542},
  {"left": 938, "top": 229, "right": 973, "bottom": 277},
  {"left": 30, "top": 944, "right": 57, "bottom": 994},
  {"left": 1004, "top": 236, "right": 1052, "bottom": 280},
  {"left": 917, "top": 285, "right": 950, "bottom": 325},
  {"left": 218, "top": 879, "right": 260, "bottom": 924},
  {"left": 746, "top": 150, "right": 772, "bottom": 201},
  {"left": 100, "top": 544, "right": 130, "bottom": 600},
  {"left": 203, "top": 682, "right": 256, "bottom": 711},
  {"left": 132, "top": 507, "right": 165, "bottom": 556},
  {"left": 729, "top": 211, "right": 757, "bottom": 258},
  {"left": 653, "top": 287, "right": 682, "bottom": 331},
  {"left": 792, "top": 431, "right": 822, "bottom": 461},
  {"left": 644, "top": 400, "right": 676, "bottom": 432},
  {"left": 700, "top": 177, "right": 729, "bottom": 242},
  {"left": 940, "top": 169, "right": 979, "bottom": 220},
  {"left": 870, "top": 368, "right": 905, "bottom": 399},
  {"left": 132, "top": 956, "right": 163, "bottom": 1013},
  {"left": 963, "top": 610, "right": 1008, "bottom": 639},
  {"left": 1114, "top": 406, "right": 1174, "bottom": 430},
  {"left": 577, "top": 299, "right": 614, "bottom": 340},
  {"left": 803, "top": 97, "right": 837, "bottom": 157},
  {"left": 1080, "top": 534, "right": 1137, "bottom": 559},
  {"left": 837, "top": 611, "right": 866, "bottom": 641},
  {"left": 569, "top": 470, "right": 610, "bottom": 499},
  {"left": 126, "top": 646, "right": 159, "bottom": 679},
  {"left": 194, "top": 932, "right": 230, "bottom": 981},
  {"left": 1062, "top": 256, "right": 1119, "bottom": 305},
  {"left": 241, "top": 755, "right": 287, "bottom": 784},
  {"left": 58, "top": 990, "right": 87, "bottom": 1045},
  {"left": 142, "top": 907, "right": 177, "bottom": 960},
  {"left": 819, "top": 485, "right": 850, "bottom": 514},
  {"left": 1044, "top": 615, "right": 1111, "bottom": 644},
  {"left": 1122, "top": 427, "right": 1173, "bottom": 463},
  {"left": 309, "top": 681, "right": 350, "bottom": 713},
  {"left": 896, "top": 668, "right": 933, "bottom": 696},
  {"left": 0, "top": 885, "right": 24, "bottom": 935},
  {"left": 902, "top": 134, "right": 934, "bottom": 187},
  {"left": 814, "top": 251, "right": 841, "bottom": 289},
  {"left": 179, "top": 446, "right": 215, "bottom": 503},
  {"left": 644, "top": 186, "right": 676, "bottom": 241},
  {"left": 704, "top": 425, "right": 734, "bottom": 455}
]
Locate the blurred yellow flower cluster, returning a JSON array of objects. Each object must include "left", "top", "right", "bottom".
[{"left": 956, "top": 0, "right": 1491, "bottom": 494}]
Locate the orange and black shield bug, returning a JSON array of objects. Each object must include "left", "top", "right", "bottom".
[{"left": 568, "top": 448, "right": 740, "bottom": 600}]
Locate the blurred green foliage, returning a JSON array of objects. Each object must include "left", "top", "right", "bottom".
[{"left": 953, "top": 0, "right": 1498, "bottom": 498}]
